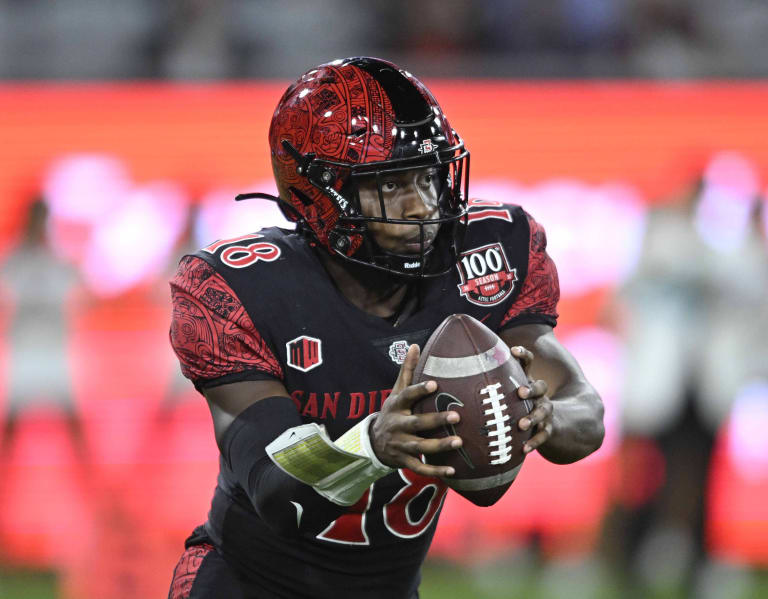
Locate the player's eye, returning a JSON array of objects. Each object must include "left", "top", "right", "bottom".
[
  {"left": 381, "top": 181, "right": 398, "bottom": 192},
  {"left": 418, "top": 170, "right": 439, "bottom": 188}
]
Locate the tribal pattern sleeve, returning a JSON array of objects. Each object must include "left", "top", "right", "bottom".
[
  {"left": 500, "top": 212, "right": 560, "bottom": 329},
  {"left": 169, "top": 255, "right": 283, "bottom": 389}
]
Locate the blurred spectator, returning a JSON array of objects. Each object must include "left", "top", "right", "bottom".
[
  {"left": 1, "top": 200, "right": 79, "bottom": 426},
  {"left": 612, "top": 152, "right": 768, "bottom": 595},
  {"left": 0, "top": 199, "right": 91, "bottom": 570}
]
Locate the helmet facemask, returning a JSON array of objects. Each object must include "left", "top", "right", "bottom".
[{"left": 332, "top": 145, "right": 470, "bottom": 278}]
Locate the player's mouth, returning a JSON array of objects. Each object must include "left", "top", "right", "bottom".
[{"left": 402, "top": 231, "right": 436, "bottom": 253}]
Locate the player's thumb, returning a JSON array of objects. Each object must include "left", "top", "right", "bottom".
[{"left": 393, "top": 344, "right": 420, "bottom": 393}]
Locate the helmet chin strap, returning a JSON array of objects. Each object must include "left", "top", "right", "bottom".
[
  {"left": 327, "top": 237, "right": 428, "bottom": 279},
  {"left": 333, "top": 225, "right": 457, "bottom": 279},
  {"left": 365, "top": 245, "right": 432, "bottom": 278}
]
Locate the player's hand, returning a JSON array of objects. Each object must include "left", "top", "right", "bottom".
[
  {"left": 510, "top": 345, "right": 554, "bottom": 454},
  {"left": 370, "top": 344, "right": 462, "bottom": 478}
]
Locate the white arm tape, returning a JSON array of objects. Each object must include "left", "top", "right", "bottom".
[
  {"left": 315, "top": 413, "right": 394, "bottom": 505},
  {"left": 334, "top": 413, "right": 393, "bottom": 471},
  {"left": 264, "top": 413, "right": 394, "bottom": 506}
]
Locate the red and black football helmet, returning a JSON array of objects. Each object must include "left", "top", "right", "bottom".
[{"left": 238, "top": 56, "right": 470, "bottom": 277}]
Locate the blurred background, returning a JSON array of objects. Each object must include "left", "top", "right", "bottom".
[{"left": 1, "top": 1, "right": 767, "bottom": 598}]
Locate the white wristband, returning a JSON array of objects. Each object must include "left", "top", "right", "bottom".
[
  {"left": 334, "top": 413, "right": 392, "bottom": 470},
  {"left": 265, "top": 414, "right": 394, "bottom": 506},
  {"left": 314, "top": 413, "right": 394, "bottom": 505}
]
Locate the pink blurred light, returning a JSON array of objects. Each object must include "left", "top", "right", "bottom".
[
  {"left": 726, "top": 381, "right": 768, "bottom": 481},
  {"left": 44, "top": 154, "right": 132, "bottom": 263},
  {"left": 763, "top": 195, "right": 768, "bottom": 241},
  {"left": 695, "top": 152, "right": 761, "bottom": 252},
  {"left": 472, "top": 178, "right": 647, "bottom": 296},
  {"left": 194, "top": 180, "right": 293, "bottom": 247},
  {"left": 703, "top": 151, "right": 760, "bottom": 197},
  {"left": 81, "top": 181, "right": 188, "bottom": 297}
]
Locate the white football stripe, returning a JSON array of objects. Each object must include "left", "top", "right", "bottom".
[
  {"left": 447, "top": 463, "right": 523, "bottom": 491},
  {"left": 422, "top": 340, "right": 511, "bottom": 378}
]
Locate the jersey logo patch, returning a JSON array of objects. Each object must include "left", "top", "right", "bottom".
[
  {"left": 456, "top": 242, "right": 518, "bottom": 306},
  {"left": 286, "top": 335, "right": 323, "bottom": 372},
  {"left": 387, "top": 340, "right": 409, "bottom": 365},
  {"left": 370, "top": 330, "right": 431, "bottom": 366}
]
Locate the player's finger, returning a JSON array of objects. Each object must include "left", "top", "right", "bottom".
[
  {"left": 394, "top": 434, "right": 462, "bottom": 456},
  {"left": 518, "top": 398, "right": 553, "bottom": 431},
  {"left": 510, "top": 345, "right": 534, "bottom": 374},
  {"left": 404, "top": 410, "right": 459, "bottom": 433},
  {"left": 402, "top": 454, "right": 455, "bottom": 478},
  {"left": 518, "top": 379, "right": 548, "bottom": 400},
  {"left": 417, "top": 435, "right": 463, "bottom": 455},
  {"left": 391, "top": 344, "right": 421, "bottom": 394},
  {"left": 391, "top": 379, "right": 438, "bottom": 410},
  {"left": 523, "top": 421, "right": 553, "bottom": 453}
]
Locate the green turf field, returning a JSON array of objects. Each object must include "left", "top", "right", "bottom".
[
  {"left": 0, "top": 569, "right": 57, "bottom": 599},
  {"left": 2, "top": 562, "right": 767, "bottom": 598}
]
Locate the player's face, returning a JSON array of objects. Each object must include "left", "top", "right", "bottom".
[{"left": 357, "top": 167, "right": 442, "bottom": 255}]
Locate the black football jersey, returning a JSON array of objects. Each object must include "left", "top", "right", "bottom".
[{"left": 169, "top": 203, "right": 559, "bottom": 598}]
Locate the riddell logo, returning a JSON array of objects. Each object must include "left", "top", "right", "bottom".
[{"left": 286, "top": 336, "right": 323, "bottom": 372}]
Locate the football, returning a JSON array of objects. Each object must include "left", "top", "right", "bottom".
[{"left": 412, "top": 314, "right": 534, "bottom": 506}]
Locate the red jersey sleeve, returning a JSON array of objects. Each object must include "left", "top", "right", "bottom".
[
  {"left": 499, "top": 212, "right": 560, "bottom": 328},
  {"left": 169, "top": 255, "right": 283, "bottom": 389}
]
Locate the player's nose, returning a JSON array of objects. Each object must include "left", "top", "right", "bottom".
[{"left": 401, "top": 185, "right": 438, "bottom": 221}]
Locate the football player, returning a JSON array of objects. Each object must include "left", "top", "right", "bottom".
[{"left": 168, "top": 57, "right": 604, "bottom": 599}]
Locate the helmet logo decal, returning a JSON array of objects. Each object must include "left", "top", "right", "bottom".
[
  {"left": 418, "top": 139, "right": 436, "bottom": 154},
  {"left": 456, "top": 243, "right": 518, "bottom": 306}
]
